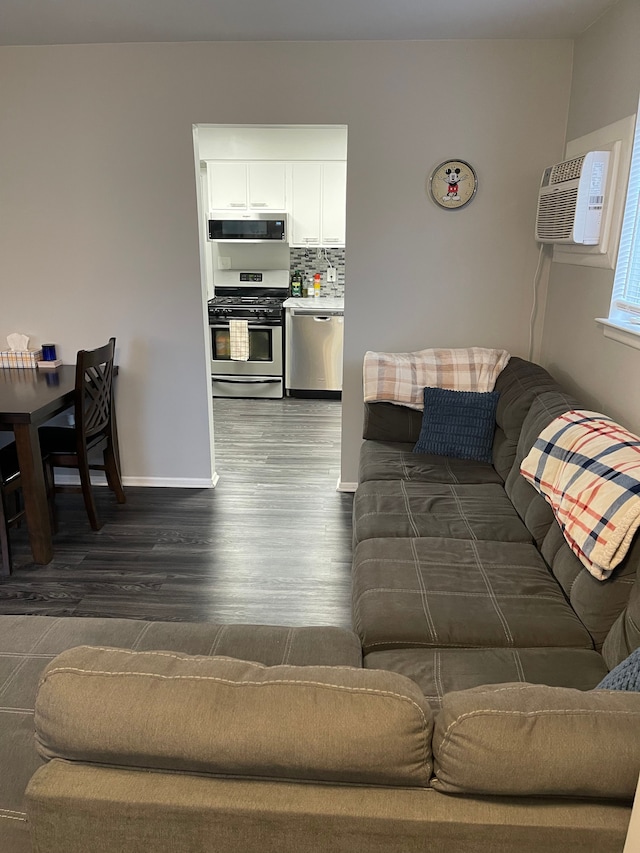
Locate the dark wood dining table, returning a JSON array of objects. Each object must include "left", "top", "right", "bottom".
[{"left": 0, "top": 365, "right": 76, "bottom": 564}]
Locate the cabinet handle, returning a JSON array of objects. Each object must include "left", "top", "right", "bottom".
[
  {"left": 303, "top": 237, "right": 320, "bottom": 243},
  {"left": 323, "top": 237, "right": 340, "bottom": 243},
  {"left": 229, "top": 202, "right": 245, "bottom": 207},
  {"left": 250, "top": 202, "right": 268, "bottom": 207}
]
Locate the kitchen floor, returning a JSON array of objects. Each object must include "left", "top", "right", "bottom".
[{"left": 0, "top": 397, "right": 353, "bottom": 627}]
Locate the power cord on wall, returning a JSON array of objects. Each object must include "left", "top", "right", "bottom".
[
  {"left": 320, "top": 247, "right": 336, "bottom": 273},
  {"left": 528, "top": 243, "right": 549, "bottom": 361}
]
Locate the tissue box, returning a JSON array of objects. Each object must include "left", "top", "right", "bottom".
[{"left": 0, "top": 349, "right": 43, "bottom": 368}]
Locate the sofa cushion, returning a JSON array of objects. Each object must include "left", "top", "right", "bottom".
[
  {"left": 0, "top": 616, "right": 362, "bottom": 668},
  {"left": 353, "top": 482, "right": 532, "bottom": 547},
  {"left": 413, "top": 388, "right": 499, "bottom": 463},
  {"left": 364, "top": 647, "right": 609, "bottom": 708},
  {"left": 352, "top": 537, "right": 593, "bottom": 653},
  {"left": 358, "top": 440, "right": 503, "bottom": 485},
  {"left": 35, "top": 647, "right": 434, "bottom": 788},
  {"left": 432, "top": 683, "right": 640, "bottom": 799}
]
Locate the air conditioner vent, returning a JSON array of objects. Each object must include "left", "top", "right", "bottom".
[
  {"left": 550, "top": 156, "right": 585, "bottom": 185},
  {"left": 535, "top": 150, "right": 610, "bottom": 245},
  {"left": 536, "top": 188, "right": 579, "bottom": 241}
]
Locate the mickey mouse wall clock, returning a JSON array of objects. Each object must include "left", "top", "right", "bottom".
[{"left": 428, "top": 159, "right": 478, "bottom": 210}]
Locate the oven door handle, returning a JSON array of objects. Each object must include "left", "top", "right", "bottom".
[
  {"left": 209, "top": 323, "right": 280, "bottom": 329},
  {"left": 212, "top": 377, "right": 281, "bottom": 384}
]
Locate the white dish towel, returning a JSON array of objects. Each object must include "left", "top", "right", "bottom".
[{"left": 229, "top": 319, "right": 250, "bottom": 361}]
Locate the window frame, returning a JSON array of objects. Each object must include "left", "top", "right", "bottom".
[{"left": 598, "top": 107, "right": 640, "bottom": 347}]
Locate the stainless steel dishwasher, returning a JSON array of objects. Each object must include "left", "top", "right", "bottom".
[{"left": 284, "top": 301, "right": 344, "bottom": 393}]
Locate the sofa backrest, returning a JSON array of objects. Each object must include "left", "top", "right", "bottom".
[
  {"left": 504, "top": 389, "right": 582, "bottom": 546},
  {"left": 362, "top": 401, "right": 423, "bottom": 443},
  {"left": 506, "top": 390, "right": 638, "bottom": 650},
  {"left": 541, "top": 524, "right": 638, "bottom": 652},
  {"left": 602, "top": 548, "right": 640, "bottom": 669},
  {"left": 492, "top": 357, "right": 569, "bottom": 482},
  {"left": 362, "top": 357, "right": 565, "bottom": 483}
]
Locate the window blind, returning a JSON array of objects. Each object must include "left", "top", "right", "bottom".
[{"left": 612, "top": 114, "right": 640, "bottom": 317}]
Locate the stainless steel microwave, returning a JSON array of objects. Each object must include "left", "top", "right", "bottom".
[{"left": 208, "top": 212, "right": 288, "bottom": 243}]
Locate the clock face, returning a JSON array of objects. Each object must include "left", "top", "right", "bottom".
[{"left": 429, "top": 159, "right": 478, "bottom": 210}]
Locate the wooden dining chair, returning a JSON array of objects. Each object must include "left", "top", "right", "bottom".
[{"left": 39, "top": 337, "right": 125, "bottom": 531}]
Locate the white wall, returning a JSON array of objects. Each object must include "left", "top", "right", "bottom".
[
  {"left": 0, "top": 40, "right": 573, "bottom": 486},
  {"left": 540, "top": 0, "right": 640, "bottom": 433}
]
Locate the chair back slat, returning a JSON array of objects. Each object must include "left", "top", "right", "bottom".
[{"left": 74, "top": 339, "right": 116, "bottom": 444}]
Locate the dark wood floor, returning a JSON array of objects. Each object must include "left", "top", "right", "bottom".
[{"left": 0, "top": 397, "right": 354, "bottom": 628}]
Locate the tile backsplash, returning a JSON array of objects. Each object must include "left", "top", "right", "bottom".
[{"left": 289, "top": 247, "right": 345, "bottom": 297}]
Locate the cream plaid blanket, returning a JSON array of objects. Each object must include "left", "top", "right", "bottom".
[
  {"left": 229, "top": 319, "right": 250, "bottom": 361},
  {"left": 520, "top": 410, "right": 640, "bottom": 581},
  {"left": 363, "top": 347, "right": 510, "bottom": 410}
]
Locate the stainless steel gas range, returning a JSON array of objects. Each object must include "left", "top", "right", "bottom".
[{"left": 208, "top": 269, "right": 289, "bottom": 399}]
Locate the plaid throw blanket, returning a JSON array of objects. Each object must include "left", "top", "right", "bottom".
[
  {"left": 363, "top": 347, "right": 510, "bottom": 410},
  {"left": 520, "top": 410, "right": 640, "bottom": 581}
]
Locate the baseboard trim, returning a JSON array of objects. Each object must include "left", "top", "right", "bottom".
[
  {"left": 123, "top": 477, "right": 218, "bottom": 488},
  {"left": 54, "top": 473, "right": 218, "bottom": 489},
  {"left": 336, "top": 479, "right": 357, "bottom": 493}
]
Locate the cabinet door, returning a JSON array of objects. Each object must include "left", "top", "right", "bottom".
[
  {"left": 207, "top": 162, "right": 247, "bottom": 210},
  {"left": 290, "top": 163, "right": 322, "bottom": 245},
  {"left": 321, "top": 162, "right": 347, "bottom": 246},
  {"left": 248, "top": 163, "right": 287, "bottom": 210}
]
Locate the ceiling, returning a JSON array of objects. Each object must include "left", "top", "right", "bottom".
[{"left": 0, "top": 0, "right": 621, "bottom": 46}]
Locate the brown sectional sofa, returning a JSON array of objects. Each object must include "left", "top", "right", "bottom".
[
  {"left": 1, "top": 356, "right": 639, "bottom": 852},
  {"left": 350, "top": 356, "right": 640, "bottom": 841}
]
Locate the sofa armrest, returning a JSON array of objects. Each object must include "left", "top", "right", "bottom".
[
  {"left": 432, "top": 683, "right": 640, "bottom": 799},
  {"left": 35, "top": 646, "right": 434, "bottom": 788}
]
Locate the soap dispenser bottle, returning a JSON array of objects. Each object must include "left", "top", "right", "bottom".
[{"left": 313, "top": 273, "right": 322, "bottom": 297}]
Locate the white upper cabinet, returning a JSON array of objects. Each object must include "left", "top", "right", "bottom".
[
  {"left": 290, "top": 163, "right": 322, "bottom": 245},
  {"left": 247, "top": 163, "right": 287, "bottom": 210},
  {"left": 207, "top": 161, "right": 287, "bottom": 212},
  {"left": 321, "top": 161, "right": 347, "bottom": 247},
  {"left": 290, "top": 162, "right": 347, "bottom": 247},
  {"left": 207, "top": 162, "right": 247, "bottom": 210}
]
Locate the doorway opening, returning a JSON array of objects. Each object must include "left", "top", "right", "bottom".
[{"left": 192, "top": 123, "right": 348, "bottom": 489}]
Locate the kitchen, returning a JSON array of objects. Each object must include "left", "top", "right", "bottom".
[{"left": 194, "top": 124, "right": 347, "bottom": 405}]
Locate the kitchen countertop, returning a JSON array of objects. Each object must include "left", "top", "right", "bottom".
[{"left": 283, "top": 296, "right": 344, "bottom": 312}]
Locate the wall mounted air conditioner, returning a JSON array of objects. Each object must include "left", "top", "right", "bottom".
[{"left": 535, "top": 150, "right": 610, "bottom": 245}]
